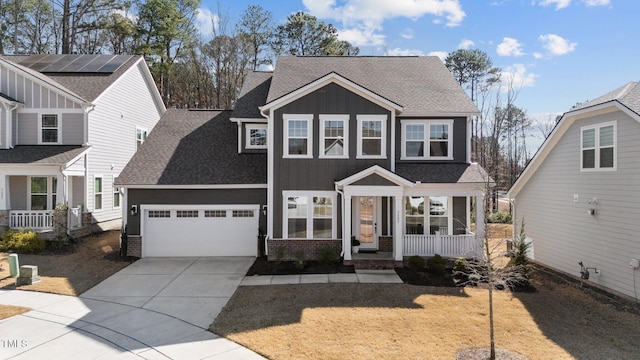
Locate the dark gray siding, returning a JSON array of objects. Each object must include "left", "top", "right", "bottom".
[
  {"left": 395, "top": 117, "right": 468, "bottom": 163},
  {"left": 452, "top": 196, "right": 467, "bottom": 235},
  {"left": 273, "top": 82, "right": 392, "bottom": 238},
  {"left": 126, "top": 188, "right": 266, "bottom": 235}
]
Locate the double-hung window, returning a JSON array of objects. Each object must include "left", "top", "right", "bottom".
[
  {"left": 29, "top": 177, "right": 57, "bottom": 210},
  {"left": 284, "top": 192, "right": 336, "bottom": 239},
  {"left": 40, "top": 114, "right": 60, "bottom": 144},
  {"left": 94, "top": 176, "right": 103, "bottom": 211},
  {"left": 581, "top": 122, "right": 616, "bottom": 171},
  {"left": 246, "top": 124, "right": 267, "bottom": 149},
  {"left": 113, "top": 177, "right": 121, "bottom": 209},
  {"left": 357, "top": 115, "right": 386, "bottom": 158},
  {"left": 320, "top": 114, "right": 348, "bottom": 158},
  {"left": 401, "top": 120, "right": 453, "bottom": 159},
  {"left": 283, "top": 114, "right": 313, "bottom": 157}
]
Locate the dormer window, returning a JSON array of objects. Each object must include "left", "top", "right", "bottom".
[
  {"left": 39, "top": 114, "right": 60, "bottom": 144},
  {"left": 401, "top": 120, "right": 453, "bottom": 160},
  {"left": 246, "top": 124, "right": 267, "bottom": 149}
]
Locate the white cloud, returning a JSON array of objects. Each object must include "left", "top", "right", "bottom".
[
  {"left": 537, "top": 0, "right": 572, "bottom": 10},
  {"left": 499, "top": 64, "right": 537, "bottom": 91},
  {"left": 533, "top": 52, "right": 544, "bottom": 59},
  {"left": 427, "top": 51, "right": 448, "bottom": 61},
  {"left": 458, "top": 39, "right": 474, "bottom": 49},
  {"left": 387, "top": 48, "right": 425, "bottom": 56},
  {"left": 196, "top": 7, "right": 219, "bottom": 37},
  {"left": 497, "top": 37, "right": 524, "bottom": 57},
  {"left": 583, "top": 0, "right": 610, "bottom": 6},
  {"left": 401, "top": 28, "right": 414, "bottom": 40},
  {"left": 539, "top": 34, "right": 577, "bottom": 56},
  {"left": 338, "top": 26, "right": 386, "bottom": 47},
  {"left": 304, "top": 0, "right": 466, "bottom": 47}
]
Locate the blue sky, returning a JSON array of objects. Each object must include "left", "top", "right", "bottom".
[{"left": 197, "top": 0, "right": 639, "bottom": 151}]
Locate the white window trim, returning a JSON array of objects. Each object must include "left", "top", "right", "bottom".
[
  {"left": 27, "top": 176, "right": 57, "bottom": 210},
  {"left": 356, "top": 114, "right": 387, "bottom": 159},
  {"left": 401, "top": 119, "right": 454, "bottom": 160},
  {"left": 94, "top": 175, "right": 103, "bottom": 211},
  {"left": 580, "top": 121, "right": 616, "bottom": 172},
  {"left": 38, "top": 113, "right": 62, "bottom": 144},
  {"left": 282, "top": 191, "right": 337, "bottom": 239},
  {"left": 136, "top": 127, "right": 148, "bottom": 150},
  {"left": 246, "top": 123, "right": 268, "bottom": 149},
  {"left": 319, "top": 114, "right": 349, "bottom": 159},
  {"left": 404, "top": 196, "right": 453, "bottom": 235},
  {"left": 283, "top": 114, "right": 313, "bottom": 158},
  {"left": 113, "top": 176, "right": 121, "bottom": 209}
]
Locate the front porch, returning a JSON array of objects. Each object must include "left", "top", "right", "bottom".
[{"left": 7, "top": 207, "right": 84, "bottom": 231}]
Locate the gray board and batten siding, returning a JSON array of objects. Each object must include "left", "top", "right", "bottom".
[{"left": 513, "top": 109, "right": 640, "bottom": 299}]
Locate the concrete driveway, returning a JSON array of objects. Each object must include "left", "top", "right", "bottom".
[{"left": 0, "top": 257, "right": 264, "bottom": 359}]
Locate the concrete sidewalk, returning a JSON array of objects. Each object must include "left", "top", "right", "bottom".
[{"left": 240, "top": 269, "right": 403, "bottom": 286}]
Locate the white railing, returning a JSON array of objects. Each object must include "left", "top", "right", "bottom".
[
  {"left": 403, "top": 232, "right": 479, "bottom": 257},
  {"left": 9, "top": 210, "right": 54, "bottom": 230},
  {"left": 68, "top": 206, "right": 82, "bottom": 229}
]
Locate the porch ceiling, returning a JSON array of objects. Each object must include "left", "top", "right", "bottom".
[{"left": 0, "top": 145, "right": 90, "bottom": 165}]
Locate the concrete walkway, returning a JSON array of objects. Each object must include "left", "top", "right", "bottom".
[{"left": 240, "top": 269, "right": 403, "bottom": 286}]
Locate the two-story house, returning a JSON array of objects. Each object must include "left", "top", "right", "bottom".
[
  {"left": 0, "top": 54, "right": 165, "bottom": 236},
  {"left": 117, "top": 56, "right": 490, "bottom": 264}
]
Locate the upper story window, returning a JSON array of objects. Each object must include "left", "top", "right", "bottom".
[
  {"left": 136, "top": 128, "right": 148, "bottom": 150},
  {"left": 357, "top": 115, "right": 386, "bottom": 159},
  {"left": 283, "top": 114, "right": 313, "bottom": 158},
  {"left": 581, "top": 122, "right": 616, "bottom": 171},
  {"left": 401, "top": 120, "right": 453, "bottom": 160},
  {"left": 40, "top": 114, "right": 60, "bottom": 144},
  {"left": 246, "top": 124, "right": 267, "bottom": 149},
  {"left": 320, "top": 114, "right": 349, "bottom": 158}
]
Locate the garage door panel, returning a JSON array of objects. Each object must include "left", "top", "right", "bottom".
[{"left": 142, "top": 208, "right": 258, "bottom": 257}]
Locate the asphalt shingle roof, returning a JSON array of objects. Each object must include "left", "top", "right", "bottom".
[
  {"left": 116, "top": 109, "right": 266, "bottom": 186},
  {"left": 574, "top": 81, "right": 640, "bottom": 115},
  {"left": 232, "top": 72, "right": 272, "bottom": 119},
  {"left": 266, "top": 56, "right": 479, "bottom": 116},
  {"left": 0, "top": 145, "right": 90, "bottom": 165},
  {"left": 395, "top": 163, "right": 492, "bottom": 184}
]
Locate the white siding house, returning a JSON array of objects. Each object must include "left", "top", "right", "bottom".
[
  {"left": 508, "top": 82, "right": 640, "bottom": 300},
  {"left": 0, "top": 54, "right": 165, "bottom": 235}
]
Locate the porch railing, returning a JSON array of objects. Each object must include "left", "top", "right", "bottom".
[
  {"left": 9, "top": 210, "right": 54, "bottom": 230},
  {"left": 68, "top": 206, "right": 82, "bottom": 229},
  {"left": 403, "top": 232, "right": 480, "bottom": 258}
]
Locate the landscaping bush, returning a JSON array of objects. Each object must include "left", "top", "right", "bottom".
[
  {"left": 408, "top": 255, "right": 426, "bottom": 270},
  {"left": 486, "top": 210, "right": 512, "bottom": 224},
  {"left": 317, "top": 246, "right": 339, "bottom": 265},
  {"left": 0, "top": 228, "right": 45, "bottom": 253},
  {"left": 293, "top": 250, "right": 305, "bottom": 270},
  {"left": 426, "top": 254, "right": 446, "bottom": 274}
]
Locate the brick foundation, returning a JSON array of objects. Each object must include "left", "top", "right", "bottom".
[
  {"left": 379, "top": 236, "right": 393, "bottom": 252},
  {"left": 267, "top": 239, "right": 341, "bottom": 261},
  {"left": 127, "top": 235, "right": 142, "bottom": 258},
  {"left": 0, "top": 210, "right": 9, "bottom": 229}
]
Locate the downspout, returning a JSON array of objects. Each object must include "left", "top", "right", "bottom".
[
  {"left": 335, "top": 182, "right": 345, "bottom": 257},
  {"left": 259, "top": 107, "right": 271, "bottom": 254}
]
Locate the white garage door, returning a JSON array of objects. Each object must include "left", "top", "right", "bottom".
[{"left": 141, "top": 205, "right": 259, "bottom": 257}]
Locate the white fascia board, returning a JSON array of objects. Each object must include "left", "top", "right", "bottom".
[
  {"left": 141, "top": 204, "right": 260, "bottom": 211},
  {"left": 62, "top": 147, "right": 91, "bottom": 169},
  {"left": 260, "top": 72, "right": 404, "bottom": 116},
  {"left": 230, "top": 117, "right": 268, "bottom": 123},
  {"left": 0, "top": 164, "right": 61, "bottom": 175},
  {"left": 406, "top": 183, "right": 486, "bottom": 197},
  {"left": 400, "top": 111, "right": 480, "bottom": 118},
  {"left": 336, "top": 164, "right": 414, "bottom": 188},
  {"left": 120, "top": 184, "right": 267, "bottom": 189}
]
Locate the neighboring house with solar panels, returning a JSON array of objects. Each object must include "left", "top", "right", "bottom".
[{"left": 0, "top": 54, "right": 165, "bottom": 237}]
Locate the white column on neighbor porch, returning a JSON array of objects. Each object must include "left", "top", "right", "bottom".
[
  {"left": 344, "top": 194, "right": 352, "bottom": 261},
  {"left": 56, "top": 174, "right": 65, "bottom": 207},
  {"left": 0, "top": 175, "right": 8, "bottom": 210},
  {"left": 475, "top": 194, "right": 485, "bottom": 258},
  {"left": 393, "top": 195, "right": 403, "bottom": 261}
]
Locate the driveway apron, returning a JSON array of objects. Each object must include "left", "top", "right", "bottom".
[{"left": 0, "top": 257, "right": 265, "bottom": 359}]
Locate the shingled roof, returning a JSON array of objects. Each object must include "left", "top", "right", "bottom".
[
  {"left": 574, "top": 81, "right": 640, "bottom": 116},
  {"left": 232, "top": 72, "right": 272, "bottom": 119},
  {"left": 116, "top": 109, "right": 266, "bottom": 186},
  {"left": 0, "top": 145, "right": 90, "bottom": 165},
  {"left": 265, "top": 56, "right": 479, "bottom": 116},
  {"left": 395, "top": 163, "right": 492, "bottom": 184}
]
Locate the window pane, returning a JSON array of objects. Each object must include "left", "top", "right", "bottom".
[
  {"left": 325, "top": 121, "right": 343, "bottom": 137},
  {"left": 95, "top": 194, "right": 102, "bottom": 210},
  {"left": 288, "top": 120, "right": 307, "bottom": 137},
  {"left": 313, "top": 197, "right": 332, "bottom": 217},
  {"left": 406, "top": 197, "right": 424, "bottom": 215},
  {"left": 31, "top": 177, "right": 47, "bottom": 193},
  {"left": 406, "top": 124, "right": 424, "bottom": 140},
  {"left": 406, "top": 141, "right": 424, "bottom": 157},
  {"left": 52, "top": 177, "right": 57, "bottom": 194},
  {"left": 362, "top": 121, "right": 381, "bottom": 137},
  {"left": 31, "top": 195, "right": 47, "bottom": 210},
  {"left": 582, "top": 128, "right": 595, "bottom": 148},
  {"left": 42, "top": 114, "right": 57, "bottom": 127},
  {"left": 114, "top": 192, "right": 120, "bottom": 207},
  {"left": 430, "top": 124, "right": 449, "bottom": 140},
  {"left": 95, "top": 177, "right": 102, "bottom": 192},
  {"left": 288, "top": 138, "right": 307, "bottom": 155},
  {"left": 324, "top": 138, "right": 344, "bottom": 155},
  {"left": 250, "top": 129, "right": 266, "bottom": 146},
  {"left": 599, "top": 125, "right": 614, "bottom": 147},
  {"left": 429, "top": 197, "right": 448, "bottom": 216},
  {"left": 430, "top": 217, "right": 448, "bottom": 235},
  {"left": 313, "top": 219, "right": 332, "bottom": 238},
  {"left": 582, "top": 149, "right": 595, "bottom": 168},
  {"left": 287, "top": 197, "right": 307, "bottom": 218},
  {"left": 42, "top": 129, "right": 58, "bottom": 143},
  {"left": 600, "top": 147, "right": 614, "bottom": 168},
  {"left": 362, "top": 139, "right": 381, "bottom": 156},
  {"left": 288, "top": 218, "right": 307, "bottom": 238},
  {"left": 430, "top": 141, "right": 448, "bottom": 157},
  {"left": 406, "top": 217, "right": 424, "bottom": 235}
]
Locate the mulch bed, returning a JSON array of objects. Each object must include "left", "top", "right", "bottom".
[
  {"left": 246, "top": 256, "right": 355, "bottom": 275},
  {"left": 394, "top": 267, "right": 457, "bottom": 287}
]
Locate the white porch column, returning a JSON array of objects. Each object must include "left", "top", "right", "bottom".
[
  {"left": 344, "top": 194, "right": 352, "bottom": 260},
  {"left": 56, "top": 174, "right": 65, "bottom": 207},
  {"left": 0, "top": 175, "right": 8, "bottom": 210},
  {"left": 475, "top": 194, "right": 485, "bottom": 258},
  {"left": 393, "top": 195, "right": 403, "bottom": 261}
]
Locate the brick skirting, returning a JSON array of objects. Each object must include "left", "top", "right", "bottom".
[
  {"left": 267, "top": 239, "right": 341, "bottom": 261},
  {"left": 127, "top": 235, "right": 142, "bottom": 258},
  {"left": 379, "top": 236, "right": 393, "bottom": 252}
]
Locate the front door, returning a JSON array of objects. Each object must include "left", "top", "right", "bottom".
[{"left": 358, "top": 196, "right": 378, "bottom": 250}]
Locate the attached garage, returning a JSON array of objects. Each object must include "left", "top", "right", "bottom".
[{"left": 140, "top": 205, "right": 260, "bottom": 257}]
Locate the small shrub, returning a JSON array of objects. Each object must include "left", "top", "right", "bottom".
[
  {"left": 293, "top": 250, "right": 305, "bottom": 270},
  {"left": 426, "top": 254, "right": 446, "bottom": 274},
  {"left": 317, "top": 246, "right": 338, "bottom": 265},
  {"left": 0, "top": 228, "right": 45, "bottom": 253},
  {"left": 274, "top": 246, "right": 286, "bottom": 264},
  {"left": 408, "top": 255, "right": 426, "bottom": 270},
  {"left": 486, "top": 210, "right": 512, "bottom": 224},
  {"left": 454, "top": 258, "right": 468, "bottom": 272}
]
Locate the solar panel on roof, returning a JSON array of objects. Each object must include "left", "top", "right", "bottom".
[
  {"left": 98, "top": 55, "right": 132, "bottom": 73},
  {"left": 18, "top": 54, "right": 133, "bottom": 74},
  {"left": 76, "top": 55, "right": 114, "bottom": 72}
]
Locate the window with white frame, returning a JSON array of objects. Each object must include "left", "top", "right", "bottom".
[
  {"left": 136, "top": 128, "right": 148, "bottom": 150},
  {"left": 246, "top": 124, "right": 267, "bottom": 149},
  {"left": 29, "top": 177, "right": 57, "bottom": 210},
  {"left": 581, "top": 122, "right": 616, "bottom": 170},
  {"left": 401, "top": 120, "right": 453, "bottom": 159},
  {"left": 405, "top": 196, "right": 450, "bottom": 235},
  {"left": 283, "top": 114, "right": 313, "bottom": 157},
  {"left": 284, "top": 192, "right": 335, "bottom": 239},
  {"left": 113, "top": 177, "right": 121, "bottom": 209},
  {"left": 40, "top": 114, "right": 59, "bottom": 143},
  {"left": 357, "top": 115, "right": 386, "bottom": 158},
  {"left": 320, "top": 115, "right": 348, "bottom": 158},
  {"left": 94, "top": 176, "right": 103, "bottom": 210}
]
